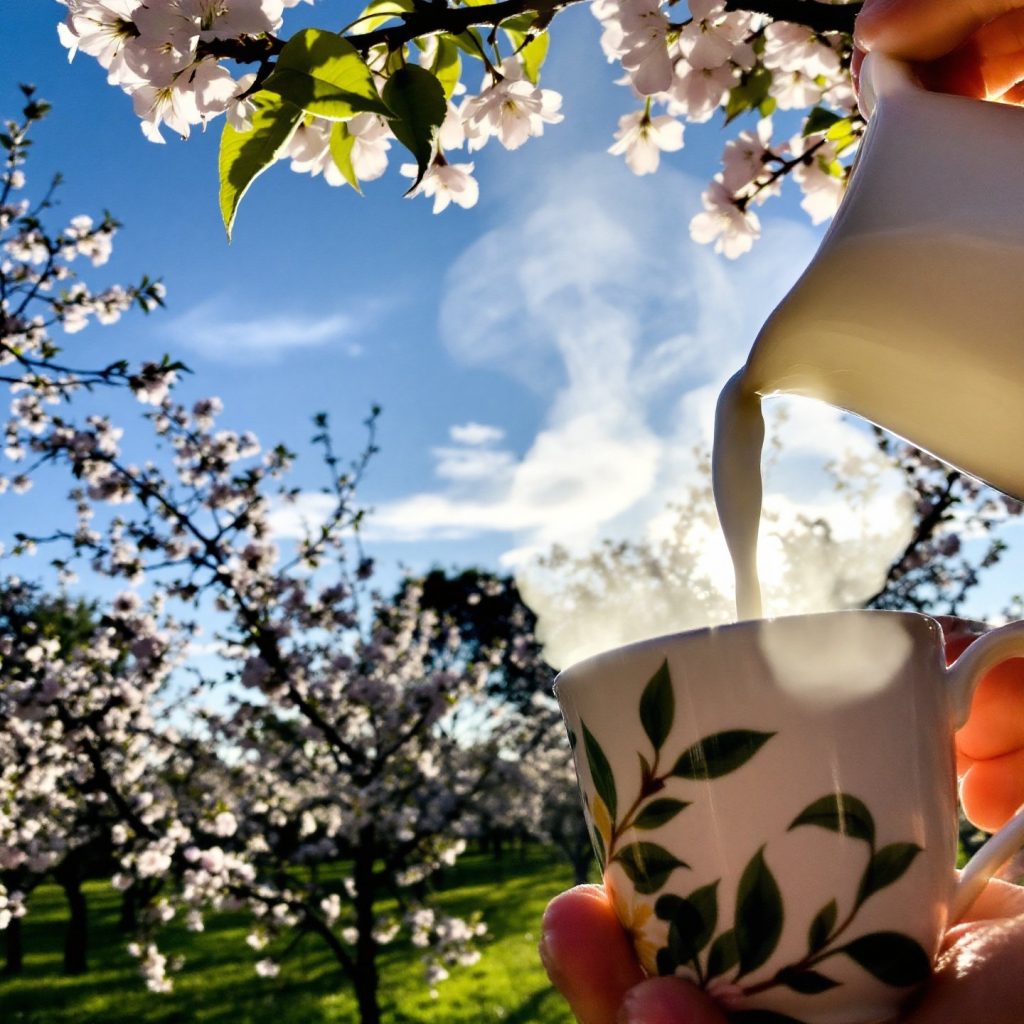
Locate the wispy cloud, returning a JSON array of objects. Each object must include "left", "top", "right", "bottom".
[
  {"left": 160, "top": 298, "right": 362, "bottom": 363},
  {"left": 450, "top": 422, "right": 506, "bottom": 446},
  {"left": 370, "top": 153, "right": 832, "bottom": 554},
  {"left": 267, "top": 493, "right": 337, "bottom": 540},
  {"left": 363, "top": 153, "right": 910, "bottom": 654}
]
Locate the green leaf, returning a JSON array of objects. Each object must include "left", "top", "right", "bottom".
[
  {"left": 633, "top": 798, "right": 690, "bottom": 831},
  {"left": 706, "top": 929, "right": 739, "bottom": 980},
  {"left": 672, "top": 730, "right": 775, "bottom": 780},
  {"left": 803, "top": 106, "right": 842, "bottom": 136},
  {"left": 840, "top": 932, "right": 932, "bottom": 988},
  {"left": 856, "top": 843, "right": 922, "bottom": 907},
  {"left": 655, "top": 882, "right": 718, "bottom": 965},
  {"left": 788, "top": 793, "right": 875, "bottom": 845},
  {"left": 582, "top": 721, "right": 617, "bottom": 822},
  {"left": 503, "top": 26, "right": 550, "bottom": 83},
  {"left": 808, "top": 899, "right": 838, "bottom": 953},
  {"left": 218, "top": 91, "right": 302, "bottom": 241},
  {"left": 734, "top": 847, "right": 783, "bottom": 978},
  {"left": 826, "top": 117, "right": 854, "bottom": 141},
  {"left": 777, "top": 967, "right": 841, "bottom": 994},
  {"left": 655, "top": 945, "right": 679, "bottom": 977},
  {"left": 382, "top": 65, "right": 447, "bottom": 189},
  {"left": 262, "top": 29, "right": 390, "bottom": 120},
  {"left": 351, "top": 0, "right": 414, "bottom": 33},
  {"left": 639, "top": 659, "right": 674, "bottom": 753},
  {"left": 614, "top": 842, "right": 689, "bottom": 895},
  {"left": 725, "top": 67, "right": 772, "bottom": 124},
  {"left": 448, "top": 28, "right": 488, "bottom": 61},
  {"left": 591, "top": 824, "right": 606, "bottom": 870},
  {"left": 431, "top": 36, "right": 462, "bottom": 100},
  {"left": 329, "top": 122, "right": 361, "bottom": 192}
]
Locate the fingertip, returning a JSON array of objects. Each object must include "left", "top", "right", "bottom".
[
  {"left": 851, "top": 0, "right": 891, "bottom": 52},
  {"left": 960, "top": 752, "right": 1024, "bottom": 832},
  {"left": 617, "top": 977, "right": 731, "bottom": 1024},
  {"left": 540, "top": 885, "right": 645, "bottom": 1024}
]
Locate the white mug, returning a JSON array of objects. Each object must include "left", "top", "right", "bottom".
[{"left": 554, "top": 611, "right": 1024, "bottom": 1024}]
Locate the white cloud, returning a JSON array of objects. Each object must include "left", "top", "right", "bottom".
[
  {"left": 432, "top": 446, "right": 516, "bottom": 482},
  {"left": 371, "top": 153, "right": 825, "bottom": 557},
  {"left": 161, "top": 298, "right": 361, "bottom": 363},
  {"left": 450, "top": 422, "right": 506, "bottom": 446},
  {"left": 362, "top": 153, "right": 913, "bottom": 654},
  {"left": 267, "top": 493, "right": 337, "bottom": 540}
]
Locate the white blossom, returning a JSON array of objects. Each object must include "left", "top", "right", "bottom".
[
  {"left": 608, "top": 109, "right": 684, "bottom": 175},
  {"left": 400, "top": 162, "right": 479, "bottom": 214},
  {"left": 689, "top": 177, "right": 760, "bottom": 258},
  {"left": 462, "top": 59, "right": 563, "bottom": 151}
]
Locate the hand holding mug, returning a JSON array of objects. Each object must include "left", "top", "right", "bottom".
[
  {"left": 549, "top": 612, "right": 1024, "bottom": 1024},
  {"left": 540, "top": 878, "right": 1024, "bottom": 1024}
]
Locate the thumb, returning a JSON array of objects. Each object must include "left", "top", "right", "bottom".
[
  {"left": 617, "top": 977, "right": 731, "bottom": 1024},
  {"left": 854, "top": 0, "right": 1024, "bottom": 61}
]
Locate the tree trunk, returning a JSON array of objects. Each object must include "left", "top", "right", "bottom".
[
  {"left": 572, "top": 853, "right": 590, "bottom": 886},
  {"left": 58, "top": 860, "right": 88, "bottom": 975},
  {"left": 352, "top": 832, "right": 381, "bottom": 1024},
  {"left": 4, "top": 914, "right": 23, "bottom": 975},
  {"left": 119, "top": 887, "right": 137, "bottom": 932}
]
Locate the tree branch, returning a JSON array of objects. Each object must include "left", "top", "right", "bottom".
[
  {"left": 725, "top": 0, "right": 860, "bottom": 34},
  {"left": 200, "top": 0, "right": 861, "bottom": 70}
]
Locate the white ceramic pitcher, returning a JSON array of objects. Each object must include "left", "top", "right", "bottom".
[{"left": 736, "top": 52, "right": 1024, "bottom": 499}]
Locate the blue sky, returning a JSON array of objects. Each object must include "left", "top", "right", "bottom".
[{"left": 4, "top": 3, "right": 1021, "bottom": 646}]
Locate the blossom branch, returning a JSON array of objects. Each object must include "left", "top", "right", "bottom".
[{"left": 724, "top": 0, "right": 860, "bottom": 34}]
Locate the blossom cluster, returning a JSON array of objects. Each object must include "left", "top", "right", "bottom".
[
  {"left": 2, "top": 343, "right": 521, "bottom": 1008},
  {"left": 58, "top": 0, "right": 312, "bottom": 143},
  {"left": 53, "top": 1, "right": 872, "bottom": 238},
  {"left": 1, "top": 96, "right": 552, "bottom": 1010},
  {"left": 595, "top": 0, "right": 859, "bottom": 256},
  {"left": 58, "top": 2, "right": 565, "bottom": 216}
]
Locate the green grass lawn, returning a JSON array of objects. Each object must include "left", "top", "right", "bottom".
[{"left": 1, "top": 847, "right": 582, "bottom": 1024}]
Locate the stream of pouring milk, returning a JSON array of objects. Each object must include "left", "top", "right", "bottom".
[
  {"left": 712, "top": 370, "right": 766, "bottom": 621},
  {"left": 712, "top": 228, "right": 1024, "bottom": 621}
]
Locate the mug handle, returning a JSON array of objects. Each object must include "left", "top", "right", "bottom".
[{"left": 945, "top": 620, "right": 1024, "bottom": 921}]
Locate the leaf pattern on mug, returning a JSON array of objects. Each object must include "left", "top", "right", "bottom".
[
  {"left": 734, "top": 847, "right": 784, "bottom": 978},
  {"left": 807, "top": 900, "right": 837, "bottom": 954},
  {"left": 571, "top": 658, "right": 932, "bottom": 1022},
  {"left": 671, "top": 730, "right": 776, "bottom": 781},
  {"left": 582, "top": 721, "right": 617, "bottom": 823},
  {"left": 856, "top": 843, "right": 923, "bottom": 907},
  {"left": 654, "top": 882, "right": 719, "bottom": 978},
  {"left": 633, "top": 798, "right": 691, "bottom": 830},
  {"left": 787, "top": 793, "right": 875, "bottom": 845},
  {"left": 839, "top": 932, "right": 932, "bottom": 988},
  {"left": 640, "top": 659, "right": 674, "bottom": 753},
  {"left": 615, "top": 841, "right": 689, "bottom": 894}
]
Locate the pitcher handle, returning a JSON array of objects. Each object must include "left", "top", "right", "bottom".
[
  {"left": 857, "top": 52, "right": 922, "bottom": 119},
  {"left": 945, "top": 620, "right": 1024, "bottom": 921}
]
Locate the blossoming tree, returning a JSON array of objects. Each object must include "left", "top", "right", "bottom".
[
  {"left": 0, "top": 91, "right": 544, "bottom": 1022},
  {"left": 57, "top": 0, "right": 864, "bottom": 252}
]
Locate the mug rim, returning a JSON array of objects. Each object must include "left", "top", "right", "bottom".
[{"left": 552, "top": 608, "right": 949, "bottom": 697}]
